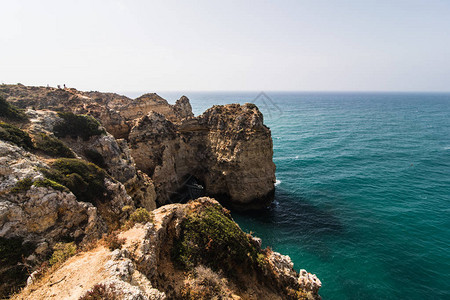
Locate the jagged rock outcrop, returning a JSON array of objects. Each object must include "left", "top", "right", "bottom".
[
  {"left": 0, "top": 86, "right": 291, "bottom": 298},
  {"left": 173, "top": 95, "right": 194, "bottom": 119},
  {"left": 25, "top": 109, "right": 157, "bottom": 211},
  {"left": 1, "top": 85, "right": 193, "bottom": 139},
  {"left": 0, "top": 141, "right": 101, "bottom": 247},
  {"left": 197, "top": 104, "right": 276, "bottom": 209},
  {"left": 15, "top": 198, "right": 321, "bottom": 300},
  {"left": 0, "top": 106, "right": 156, "bottom": 251},
  {"left": 129, "top": 103, "right": 276, "bottom": 209},
  {"left": 2, "top": 84, "right": 276, "bottom": 209}
]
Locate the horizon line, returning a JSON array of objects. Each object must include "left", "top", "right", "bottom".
[{"left": 2, "top": 83, "right": 450, "bottom": 95}]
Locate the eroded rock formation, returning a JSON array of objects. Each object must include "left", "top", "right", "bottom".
[
  {"left": 15, "top": 198, "right": 321, "bottom": 300},
  {"left": 1, "top": 84, "right": 276, "bottom": 210},
  {"left": 1, "top": 85, "right": 192, "bottom": 139},
  {"left": 0, "top": 85, "right": 320, "bottom": 299},
  {"left": 129, "top": 103, "right": 276, "bottom": 209}
]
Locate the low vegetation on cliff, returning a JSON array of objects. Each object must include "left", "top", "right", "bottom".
[
  {"left": 0, "top": 95, "right": 28, "bottom": 121},
  {"left": 53, "top": 112, "right": 105, "bottom": 141},
  {"left": 172, "top": 201, "right": 261, "bottom": 273},
  {"left": 0, "top": 85, "right": 321, "bottom": 299},
  {"left": 40, "top": 158, "right": 108, "bottom": 204},
  {"left": 34, "top": 133, "right": 75, "bottom": 158},
  {"left": 0, "top": 122, "right": 34, "bottom": 150}
]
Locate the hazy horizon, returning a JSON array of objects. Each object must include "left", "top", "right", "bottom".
[{"left": 1, "top": 0, "right": 449, "bottom": 93}]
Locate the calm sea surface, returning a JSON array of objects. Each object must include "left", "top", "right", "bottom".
[{"left": 127, "top": 91, "right": 450, "bottom": 299}]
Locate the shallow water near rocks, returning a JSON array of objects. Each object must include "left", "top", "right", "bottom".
[{"left": 134, "top": 91, "right": 450, "bottom": 299}]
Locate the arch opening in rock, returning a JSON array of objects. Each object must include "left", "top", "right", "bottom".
[{"left": 170, "top": 174, "right": 205, "bottom": 204}]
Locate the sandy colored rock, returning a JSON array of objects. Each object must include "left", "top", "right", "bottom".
[
  {"left": 1, "top": 85, "right": 193, "bottom": 139},
  {"left": 129, "top": 104, "right": 276, "bottom": 209},
  {"left": 14, "top": 198, "right": 320, "bottom": 300}
]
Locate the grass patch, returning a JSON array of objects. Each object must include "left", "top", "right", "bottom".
[
  {"left": 129, "top": 207, "right": 152, "bottom": 224},
  {"left": 49, "top": 242, "right": 77, "bottom": 266},
  {"left": 53, "top": 112, "right": 105, "bottom": 141},
  {"left": 10, "top": 177, "right": 33, "bottom": 193},
  {"left": 123, "top": 207, "right": 153, "bottom": 229},
  {"left": 0, "top": 237, "right": 35, "bottom": 298},
  {"left": 33, "top": 178, "right": 69, "bottom": 192},
  {"left": 0, "top": 122, "right": 33, "bottom": 150},
  {"left": 10, "top": 178, "right": 69, "bottom": 194},
  {"left": 0, "top": 95, "right": 28, "bottom": 121},
  {"left": 40, "top": 158, "right": 108, "bottom": 204},
  {"left": 34, "top": 133, "right": 75, "bottom": 158},
  {"left": 171, "top": 202, "right": 260, "bottom": 273}
]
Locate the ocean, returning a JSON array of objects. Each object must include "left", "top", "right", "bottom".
[{"left": 128, "top": 91, "right": 450, "bottom": 299}]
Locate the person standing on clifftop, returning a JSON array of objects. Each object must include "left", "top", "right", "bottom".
[{"left": 63, "top": 84, "right": 66, "bottom": 89}]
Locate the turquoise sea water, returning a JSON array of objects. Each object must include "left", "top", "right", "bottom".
[{"left": 133, "top": 91, "right": 450, "bottom": 299}]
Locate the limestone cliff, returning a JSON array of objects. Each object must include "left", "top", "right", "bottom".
[
  {"left": 0, "top": 86, "right": 320, "bottom": 299},
  {"left": 0, "top": 85, "right": 192, "bottom": 139},
  {"left": 129, "top": 103, "right": 276, "bottom": 209},
  {"left": 1, "top": 84, "right": 276, "bottom": 210},
  {"left": 0, "top": 104, "right": 150, "bottom": 296},
  {"left": 14, "top": 198, "right": 321, "bottom": 300}
]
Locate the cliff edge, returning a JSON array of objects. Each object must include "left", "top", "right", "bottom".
[
  {"left": 14, "top": 198, "right": 321, "bottom": 300},
  {"left": 1, "top": 84, "right": 275, "bottom": 210},
  {"left": 0, "top": 85, "right": 320, "bottom": 299}
]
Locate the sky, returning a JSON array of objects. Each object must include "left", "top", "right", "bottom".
[{"left": 1, "top": 0, "right": 449, "bottom": 92}]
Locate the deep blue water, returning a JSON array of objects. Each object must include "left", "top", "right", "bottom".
[{"left": 129, "top": 91, "right": 450, "bottom": 299}]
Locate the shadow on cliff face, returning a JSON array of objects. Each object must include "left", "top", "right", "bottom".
[{"left": 169, "top": 174, "right": 206, "bottom": 204}]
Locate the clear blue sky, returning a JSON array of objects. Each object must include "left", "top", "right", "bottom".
[{"left": 1, "top": 0, "right": 449, "bottom": 92}]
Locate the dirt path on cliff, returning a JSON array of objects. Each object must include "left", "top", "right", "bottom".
[{"left": 13, "top": 246, "right": 111, "bottom": 300}]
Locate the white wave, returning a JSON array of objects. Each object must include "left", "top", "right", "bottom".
[{"left": 275, "top": 179, "right": 281, "bottom": 186}]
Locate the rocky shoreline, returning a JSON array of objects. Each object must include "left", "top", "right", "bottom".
[{"left": 0, "top": 84, "right": 321, "bottom": 299}]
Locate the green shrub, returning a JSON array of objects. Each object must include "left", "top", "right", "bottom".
[
  {"left": 83, "top": 149, "right": 106, "bottom": 168},
  {"left": 40, "top": 158, "right": 108, "bottom": 204},
  {"left": 34, "top": 133, "right": 75, "bottom": 158},
  {"left": 10, "top": 178, "right": 69, "bottom": 194},
  {"left": 33, "top": 178, "right": 69, "bottom": 192},
  {"left": 0, "top": 122, "right": 33, "bottom": 150},
  {"left": 10, "top": 177, "right": 33, "bottom": 193},
  {"left": 123, "top": 207, "right": 153, "bottom": 229},
  {"left": 171, "top": 202, "right": 260, "bottom": 272},
  {"left": 129, "top": 207, "right": 152, "bottom": 224},
  {"left": 53, "top": 112, "right": 105, "bottom": 141},
  {"left": 49, "top": 242, "right": 77, "bottom": 266},
  {"left": 0, "top": 95, "right": 28, "bottom": 121},
  {"left": 0, "top": 237, "right": 35, "bottom": 298},
  {"left": 121, "top": 205, "right": 133, "bottom": 213}
]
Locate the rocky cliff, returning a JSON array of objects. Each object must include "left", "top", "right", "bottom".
[
  {"left": 0, "top": 85, "right": 192, "bottom": 139},
  {"left": 0, "top": 85, "right": 320, "bottom": 299},
  {"left": 129, "top": 103, "right": 276, "bottom": 209},
  {"left": 14, "top": 198, "right": 321, "bottom": 300},
  {"left": 1, "top": 84, "right": 275, "bottom": 209}
]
